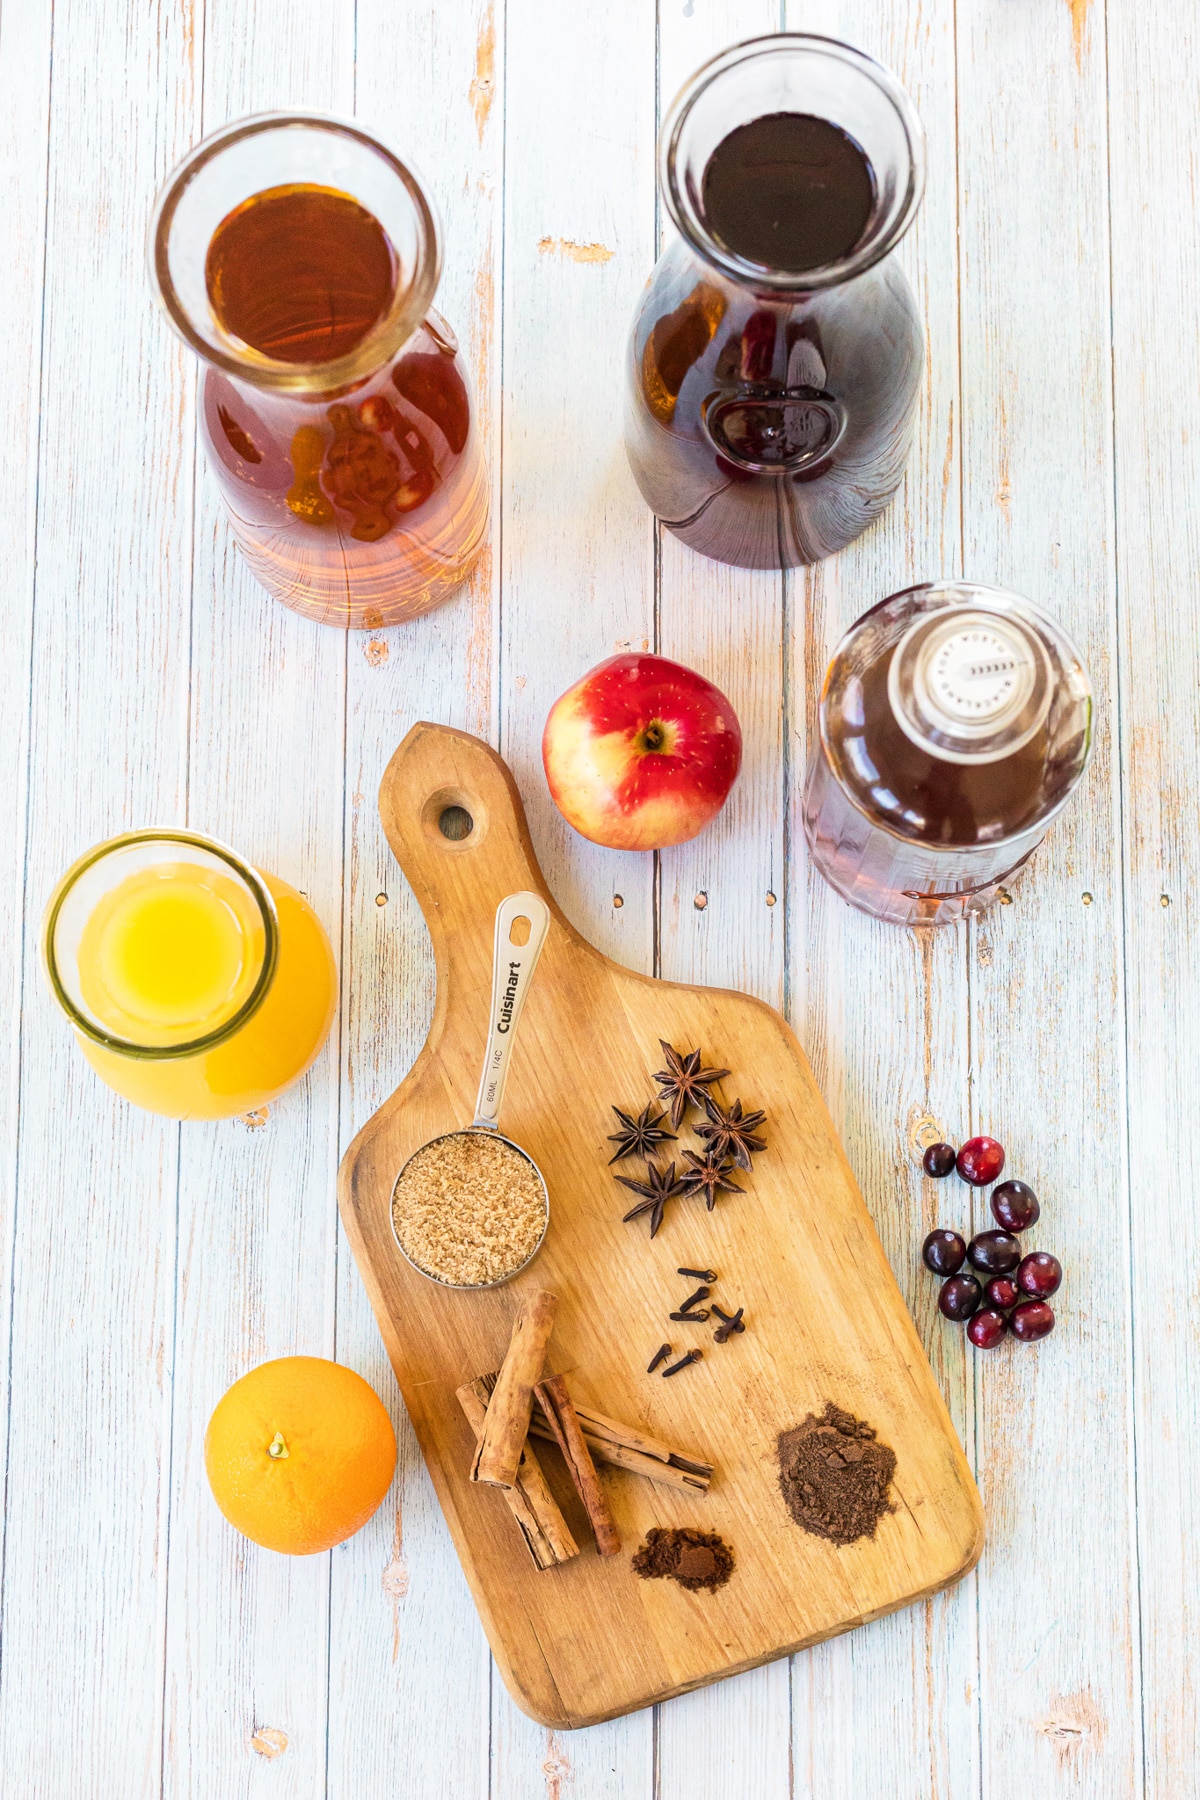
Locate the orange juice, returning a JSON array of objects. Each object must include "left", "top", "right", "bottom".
[
  {"left": 77, "top": 861, "right": 266, "bottom": 1044},
  {"left": 44, "top": 833, "right": 337, "bottom": 1120}
]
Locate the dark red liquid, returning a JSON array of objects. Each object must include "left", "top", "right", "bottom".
[
  {"left": 206, "top": 184, "right": 397, "bottom": 363},
  {"left": 626, "top": 113, "right": 920, "bottom": 567},
  {"left": 702, "top": 112, "right": 875, "bottom": 271},
  {"left": 827, "top": 646, "right": 1053, "bottom": 847}
]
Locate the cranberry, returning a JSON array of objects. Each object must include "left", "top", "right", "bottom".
[
  {"left": 939, "top": 1274, "right": 982, "bottom": 1321},
  {"left": 1017, "top": 1251, "right": 1062, "bottom": 1298},
  {"left": 923, "top": 1142, "right": 957, "bottom": 1179},
  {"left": 1009, "top": 1299, "right": 1055, "bottom": 1341},
  {"left": 922, "top": 1229, "right": 967, "bottom": 1276},
  {"left": 990, "top": 1180, "right": 1040, "bottom": 1232},
  {"left": 967, "top": 1230, "right": 1021, "bottom": 1275},
  {"left": 956, "top": 1136, "right": 1005, "bottom": 1185},
  {"left": 984, "top": 1275, "right": 1020, "bottom": 1311},
  {"left": 967, "top": 1308, "right": 1007, "bottom": 1349}
]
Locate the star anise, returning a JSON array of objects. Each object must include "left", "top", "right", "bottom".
[
  {"left": 652, "top": 1040, "right": 730, "bottom": 1130},
  {"left": 607, "top": 1102, "right": 677, "bottom": 1164},
  {"left": 615, "top": 1158, "right": 688, "bottom": 1238},
  {"left": 695, "top": 1097, "right": 768, "bottom": 1172},
  {"left": 678, "top": 1149, "right": 745, "bottom": 1211}
]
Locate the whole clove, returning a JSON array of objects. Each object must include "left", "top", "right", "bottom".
[
  {"left": 670, "top": 1308, "right": 710, "bottom": 1322},
  {"left": 676, "top": 1284, "right": 711, "bottom": 1312},
  {"left": 662, "top": 1349, "right": 703, "bottom": 1378},
  {"left": 712, "top": 1304, "right": 745, "bottom": 1344},
  {"left": 678, "top": 1267, "right": 717, "bottom": 1282},
  {"left": 646, "top": 1342, "right": 672, "bottom": 1373}
]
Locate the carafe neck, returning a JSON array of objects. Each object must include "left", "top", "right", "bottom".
[
  {"left": 150, "top": 113, "right": 441, "bottom": 399},
  {"left": 660, "top": 33, "right": 924, "bottom": 298}
]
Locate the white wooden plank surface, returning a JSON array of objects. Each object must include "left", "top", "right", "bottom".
[
  {"left": 782, "top": 4, "right": 977, "bottom": 1799},
  {"left": 0, "top": 0, "right": 51, "bottom": 1770},
  {"left": 492, "top": 1, "right": 658, "bottom": 1789},
  {"left": 0, "top": 3, "right": 196, "bottom": 1794},
  {"left": 1108, "top": 4, "right": 1200, "bottom": 1795},
  {"left": 653, "top": 0, "right": 793, "bottom": 1790},
  {"left": 1, "top": 0, "right": 1196, "bottom": 1793},
  {"left": 159, "top": 4, "right": 355, "bottom": 1794},
  {"left": 328, "top": 0, "right": 502, "bottom": 1794},
  {"left": 956, "top": 2, "right": 1137, "bottom": 1793}
]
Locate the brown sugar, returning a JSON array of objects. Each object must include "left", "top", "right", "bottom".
[
  {"left": 391, "top": 1130, "right": 546, "bottom": 1287},
  {"left": 776, "top": 1402, "right": 896, "bottom": 1546},
  {"left": 631, "top": 1526, "right": 734, "bottom": 1592}
]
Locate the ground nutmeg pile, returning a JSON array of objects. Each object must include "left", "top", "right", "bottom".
[
  {"left": 391, "top": 1131, "right": 546, "bottom": 1286},
  {"left": 776, "top": 1403, "right": 896, "bottom": 1546},
  {"left": 632, "top": 1526, "right": 734, "bottom": 1592}
]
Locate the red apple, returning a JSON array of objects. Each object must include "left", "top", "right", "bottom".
[{"left": 542, "top": 653, "right": 742, "bottom": 850}]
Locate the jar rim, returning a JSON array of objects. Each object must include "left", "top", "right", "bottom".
[
  {"left": 659, "top": 33, "right": 926, "bottom": 295},
  {"left": 148, "top": 111, "right": 442, "bottom": 393},
  {"left": 42, "top": 829, "right": 281, "bottom": 1060}
]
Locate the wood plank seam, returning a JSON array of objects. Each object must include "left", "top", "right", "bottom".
[{"left": 0, "top": 0, "right": 55, "bottom": 1724}]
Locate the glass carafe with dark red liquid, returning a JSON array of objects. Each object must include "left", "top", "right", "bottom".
[
  {"left": 625, "top": 35, "right": 926, "bottom": 569},
  {"left": 151, "top": 114, "right": 488, "bottom": 629},
  {"left": 803, "top": 582, "right": 1093, "bottom": 926}
]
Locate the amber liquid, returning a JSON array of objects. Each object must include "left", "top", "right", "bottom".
[
  {"left": 201, "top": 183, "right": 487, "bottom": 629},
  {"left": 828, "top": 646, "right": 1052, "bottom": 847},
  {"left": 207, "top": 185, "right": 398, "bottom": 362}
]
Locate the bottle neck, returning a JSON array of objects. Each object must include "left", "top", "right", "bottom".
[
  {"left": 43, "top": 831, "right": 279, "bottom": 1059},
  {"left": 818, "top": 582, "right": 1094, "bottom": 850},
  {"left": 660, "top": 33, "right": 925, "bottom": 296},
  {"left": 150, "top": 113, "right": 441, "bottom": 398},
  {"left": 888, "top": 611, "right": 1055, "bottom": 766}
]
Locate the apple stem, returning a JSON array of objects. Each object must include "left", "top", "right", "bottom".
[{"left": 640, "top": 721, "right": 666, "bottom": 753}]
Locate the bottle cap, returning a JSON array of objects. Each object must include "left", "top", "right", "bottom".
[{"left": 888, "top": 610, "right": 1053, "bottom": 764}]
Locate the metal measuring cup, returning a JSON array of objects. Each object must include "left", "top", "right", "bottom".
[{"left": 390, "top": 891, "right": 552, "bottom": 1290}]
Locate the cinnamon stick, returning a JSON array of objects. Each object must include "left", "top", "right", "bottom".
[
  {"left": 471, "top": 1289, "right": 558, "bottom": 1489},
  {"left": 478, "top": 1371, "right": 714, "bottom": 1491},
  {"left": 534, "top": 1372, "right": 622, "bottom": 1557},
  {"left": 566, "top": 1401, "right": 714, "bottom": 1483},
  {"left": 540, "top": 1428, "right": 707, "bottom": 1492},
  {"left": 456, "top": 1381, "right": 579, "bottom": 1570}
]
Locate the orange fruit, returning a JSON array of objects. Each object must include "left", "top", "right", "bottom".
[{"left": 204, "top": 1356, "right": 396, "bottom": 1555}]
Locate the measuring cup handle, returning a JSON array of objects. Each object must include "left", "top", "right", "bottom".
[{"left": 472, "top": 891, "right": 551, "bottom": 1130}]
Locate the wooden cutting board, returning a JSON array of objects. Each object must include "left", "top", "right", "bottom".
[{"left": 338, "top": 723, "right": 983, "bottom": 1729}]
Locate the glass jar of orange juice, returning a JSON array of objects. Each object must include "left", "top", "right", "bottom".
[{"left": 42, "top": 830, "right": 337, "bottom": 1120}]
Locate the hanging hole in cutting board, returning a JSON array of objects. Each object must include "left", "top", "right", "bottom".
[{"left": 420, "top": 787, "right": 488, "bottom": 852}]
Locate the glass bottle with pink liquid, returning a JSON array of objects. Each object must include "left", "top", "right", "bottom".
[
  {"left": 151, "top": 113, "right": 488, "bottom": 630},
  {"left": 803, "top": 582, "right": 1093, "bottom": 927}
]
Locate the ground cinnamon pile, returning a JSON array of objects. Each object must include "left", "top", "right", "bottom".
[
  {"left": 776, "top": 1403, "right": 896, "bottom": 1545},
  {"left": 632, "top": 1526, "right": 734, "bottom": 1592}
]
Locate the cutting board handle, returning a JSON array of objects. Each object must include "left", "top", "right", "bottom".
[
  {"left": 378, "top": 723, "right": 557, "bottom": 952},
  {"left": 473, "top": 892, "right": 551, "bottom": 1127}
]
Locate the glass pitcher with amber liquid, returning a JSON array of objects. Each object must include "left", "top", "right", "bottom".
[
  {"left": 625, "top": 34, "right": 925, "bottom": 569},
  {"left": 151, "top": 114, "right": 488, "bottom": 629}
]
